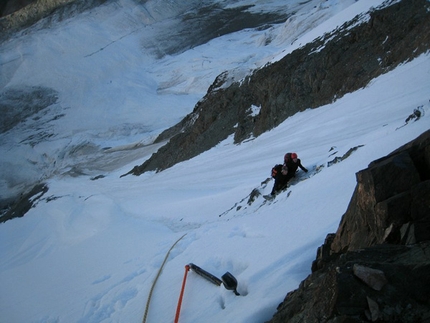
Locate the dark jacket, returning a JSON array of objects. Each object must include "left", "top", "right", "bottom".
[{"left": 284, "top": 158, "right": 307, "bottom": 178}]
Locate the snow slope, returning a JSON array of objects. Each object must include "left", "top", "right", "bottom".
[
  {"left": 0, "top": 0, "right": 429, "bottom": 322},
  {"left": 0, "top": 0, "right": 361, "bottom": 199}
]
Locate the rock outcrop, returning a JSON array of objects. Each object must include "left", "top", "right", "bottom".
[
  {"left": 125, "top": 0, "right": 430, "bottom": 176},
  {"left": 0, "top": 0, "right": 37, "bottom": 17},
  {"left": 0, "top": 183, "right": 48, "bottom": 223},
  {"left": 329, "top": 131, "right": 430, "bottom": 254},
  {"left": 265, "top": 130, "right": 430, "bottom": 323},
  {"left": 0, "top": 0, "right": 107, "bottom": 38}
]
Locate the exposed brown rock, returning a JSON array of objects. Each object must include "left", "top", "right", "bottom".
[
  {"left": 267, "top": 243, "right": 430, "bottom": 323},
  {"left": 330, "top": 130, "right": 430, "bottom": 254}
]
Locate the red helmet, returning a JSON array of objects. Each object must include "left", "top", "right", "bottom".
[{"left": 291, "top": 153, "right": 298, "bottom": 159}]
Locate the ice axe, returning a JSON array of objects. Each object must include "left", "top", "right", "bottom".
[
  {"left": 175, "top": 264, "right": 240, "bottom": 323},
  {"left": 189, "top": 263, "right": 240, "bottom": 295}
]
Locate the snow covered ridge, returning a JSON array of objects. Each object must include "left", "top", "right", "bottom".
[{"left": 125, "top": 0, "right": 430, "bottom": 176}]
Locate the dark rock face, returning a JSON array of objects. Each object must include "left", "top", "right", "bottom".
[
  {"left": 0, "top": 183, "right": 48, "bottom": 223},
  {"left": 126, "top": 0, "right": 430, "bottom": 175},
  {"left": 269, "top": 243, "right": 430, "bottom": 323},
  {"left": 143, "top": 3, "right": 290, "bottom": 59},
  {"left": 0, "top": 0, "right": 36, "bottom": 17},
  {"left": 331, "top": 130, "right": 430, "bottom": 254},
  {"left": 265, "top": 130, "right": 430, "bottom": 323},
  {"left": 0, "top": 0, "right": 108, "bottom": 38}
]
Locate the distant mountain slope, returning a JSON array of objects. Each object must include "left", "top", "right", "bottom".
[
  {"left": 0, "top": 0, "right": 293, "bottom": 55},
  {"left": 0, "top": 0, "right": 350, "bottom": 202},
  {"left": 125, "top": 0, "right": 430, "bottom": 176}
]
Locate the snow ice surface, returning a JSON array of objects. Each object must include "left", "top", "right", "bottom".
[{"left": 0, "top": 0, "right": 429, "bottom": 322}]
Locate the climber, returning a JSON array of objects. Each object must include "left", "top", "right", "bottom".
[{"left": 270, "top": 152, "right": 308, "bottom": 196}]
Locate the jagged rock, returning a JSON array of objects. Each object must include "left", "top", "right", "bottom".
[
  {"left": 0, "top": 183, "right": 48, "bottom": 223},
  {"left": 0, "top": 0, "right": 36, "bottom": 17},
  {"left": 365, "top": 297, "right": 380, "bottom": 322},
  {"left": 411, "top": 180, "right": 430, "bottom": 242},
  {"left": 266, "top": 130, "right": 430, "bottom": 323},
  {"left": 266, "top": 243, "right": 430, "bottom": 323},
  {"left": 399, "top": 222, "right": 416, "bottom": 245},
  {"left": 312, "top": 233, "right": 335, "bottom": 272},
  {"left": 0, "top": 0, "right": 107, "bottom": 38},
  {"left": 247, "top": 188, "right": 261, "bottom": 205},
  {"left": 330, "top": 130, "right": 430, "bottom": 254},
  {"left": 327, "top": 145, "right": 364, "bottom": 167},
  {"left": 353, "top": 265, "right": 387, "bottom": 291}
]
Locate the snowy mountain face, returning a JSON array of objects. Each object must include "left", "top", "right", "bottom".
[
  {"left": 0, "top": 0, "right": 429, "bottom": 322},
  {"left": 0, "top": 0, "right": 354, "bottom": 203},
  {"left": 127, "top": 0, "right": 430, "bottom": 175}
]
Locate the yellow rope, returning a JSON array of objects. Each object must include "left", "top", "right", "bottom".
[{"left": 142, "top": 233, "right": 187, "bottom": 323}]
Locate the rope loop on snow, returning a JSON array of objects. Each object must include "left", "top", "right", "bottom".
[{"left": 142, "top": 233, "right": 187, "bottom": 323}]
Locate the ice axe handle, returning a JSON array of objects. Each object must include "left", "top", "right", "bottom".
[{"left": 189, "top": 263, "right": 222, "bottom": 286}]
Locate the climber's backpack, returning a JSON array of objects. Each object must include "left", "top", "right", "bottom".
[{"left": 271, "top": 164, "right": 283, "bottom": 178}]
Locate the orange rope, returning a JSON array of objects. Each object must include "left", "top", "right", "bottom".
[{"left": 174, "top": 264, "right": 190, "bottom": 323}]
